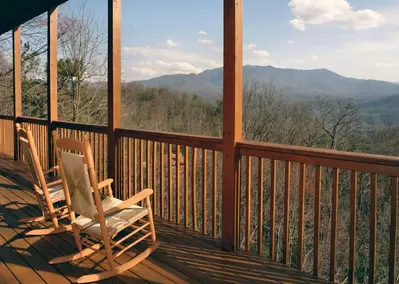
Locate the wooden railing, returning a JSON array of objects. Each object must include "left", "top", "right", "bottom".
[
  {"left": 0, "top": 115, "right": 14, "bottom": 157},
  {"left": 1, "top": 118, "right": 399, "bottom": 282},
  {"left": 17, "top": 117, "right": 49, "bottom": 170},
  {"left": 237, "top": 140, "right": 399, "bottom": 283},
  {"left": 116, "top": 128, "right": 223, "bottom": 238}
]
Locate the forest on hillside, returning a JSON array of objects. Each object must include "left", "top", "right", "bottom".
[{"left": 1, "top": 4, "right": 399, "bottom": 284}]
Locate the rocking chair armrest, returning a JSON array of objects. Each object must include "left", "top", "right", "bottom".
[
  {"left": 46, "top": 179, "right": 63, "bottom": 187},
  {"left": 97, "top": 178, "right": 113, "bottom": 189},
  {"left": 103, "top": 188, "right": 153, "bottom": 217},
  {"left": 44, "top": 166, "right": 59, "bottom": 175}
]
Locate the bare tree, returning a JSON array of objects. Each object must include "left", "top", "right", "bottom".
[
  {"left": 57, "top": 3, "right": 107, "bottom": 123},
  {"left": 313, "top": 95, "right": 361, "bottom": 150}
]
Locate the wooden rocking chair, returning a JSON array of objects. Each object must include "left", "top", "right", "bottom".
[
  {"left": 15, "top": 123, "right": 72, "bottom": 235},
  {"left": 49, "top": 132, "right": 159, "bottom": 283}
]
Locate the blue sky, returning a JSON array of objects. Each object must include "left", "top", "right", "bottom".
[{"left": 62, "top": 0, "right": 399, "bottom": 82}]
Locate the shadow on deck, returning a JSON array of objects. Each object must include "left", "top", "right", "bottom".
[{"left": 0, "top": 154, "right": 328, "bottom": 283}]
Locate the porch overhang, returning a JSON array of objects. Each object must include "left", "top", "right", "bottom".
[{"left": 0, "top": 0, "right": 67, "bottom": 34}]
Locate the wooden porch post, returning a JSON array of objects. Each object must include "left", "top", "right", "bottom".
[
  {"left": 107, "top": 0, "right": 122, "bottom": 193},
  {"left": 47, "top": 7, "right": 58, "bottom": 168},
  {"left": 13, "top": 26, "right": 22, "bottom": 161},
  {"left": 222, "top": 0, "right": 243, "bottom": 251}
]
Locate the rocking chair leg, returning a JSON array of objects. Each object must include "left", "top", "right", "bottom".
[
  {"left": 75, "top": 241, "right": 160, "bottom": 283},
  {"left": 72, "top": 224, "right": 83, "bottom": 252},
  {"left": 18, "top": 215, "right": 46, "bottom": 223},
  {"left": 25, "top": 224, "right": 72, "bottom": 236},
  {"left": 146, "top": 197, "right": 157, "bottom": 242},
  {"left": 49, "top": 243, "right": 103, "bottom": 264}
]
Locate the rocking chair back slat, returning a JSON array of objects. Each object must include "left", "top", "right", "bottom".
[{"left": 60, "top": 151, "right": 97, "bottom": 219}]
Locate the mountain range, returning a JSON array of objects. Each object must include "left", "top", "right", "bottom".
[{"left": 135, "top": 65, "right": 399, "bottom": 99}]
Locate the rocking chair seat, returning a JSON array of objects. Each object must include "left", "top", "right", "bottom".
[
  {"left": 73, "top": 197, "right": 148, "bottom": 238},
  {"left": 37, "top": 183, "right": 65, "bottom": 203}
]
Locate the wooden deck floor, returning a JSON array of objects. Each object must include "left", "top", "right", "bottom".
[{"left": 0, "top": 154, "right": 329, "bottom": 284}]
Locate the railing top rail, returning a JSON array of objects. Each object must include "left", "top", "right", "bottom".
[
  {"left": 116, "top": 128, "right": 223, "bottom": 151},
  {"left": 0, "top": 114, "right": 14, "bottom": 120},
  {"left": 16, "top": 116, "right": 48, "bottom": 125},
  {"left": 238, "top": 140, "right": 399, "bottom": 176},
  {"left": 53, "top": 120, "right": 107, "bottom": 134}
]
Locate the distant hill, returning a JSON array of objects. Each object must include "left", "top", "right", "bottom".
[
  {"left": 358, "top": 94, "right": 399, "bottom": 125},
  {"left": 135, "top": 65, "right": 399, "bottom": 99}
]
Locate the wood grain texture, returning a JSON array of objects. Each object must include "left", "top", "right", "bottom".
[
  {"left": 349, "top": 171, "right": 357, "bottom": 284},
  {"left": 222, "top": 0, "right": 243, "bottom": 251},
  {"left": 314, "top": 166, "right": 321, "bottom": 277},
  {"left": 298, "top": 163, "right": 306, "bottom": 270},
  {"left": 245, "top": 156, "right": 251, "bottom": 252},
  {"left": 369, "top": 173, "right": 377, "bottom": 284},
  {"left": 270, "top": 159, "right": 276, "bottom": 260},
  {"left": 283, "top": 161, "right": 290, "bottom": 264},
  {"left": 257, "top": 157, "right": 263, "bottom": 255},
  {"left": 330, "top": 168, "right": 339, "bottom": 282},
  {"left": 389, "top": 176, "right": 398, "bottom": 284}
]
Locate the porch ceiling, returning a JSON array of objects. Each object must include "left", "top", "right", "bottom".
[{"left": 0, "top": 0, "right": 68, "bottom": 35}]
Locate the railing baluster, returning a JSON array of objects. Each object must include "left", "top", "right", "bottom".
[
  {"left": 298, "top": 163, "right": 306, "bottom": 269},
  {"left": 98, "top": 134, "right": 102, "bottom": 183},
  {"left": 97, "top": 133, "right": 101, "bottom": 181},
  {"left": 133, "top": 138, "right": 137, "bottom": 194},
  {"left": 140, "top": 139, "right": 144, "bottom": 193},
  {"left": 283, "top": 161, "right": 291, "bottom": 264},
  {"left": 121, "top": 137, "right": 126, "bottom": 199},
  {"left": 389, "top": 176, "right": 398, "bottom": 284},
  {"left": 369, "top": 173, "right": 377, "bottom": 284},
  {"left": 128, "top": 139, "right": 132, "bottom": 198},
  {"left": 236, "top": 157, "right": 241, "bottom": 248},
  {"left": 152, "top": 141, "right": 157, "bottom": 215},
  {"left": 330, "top": 168, "right": 339, "bottom": 282},
  {"left": 212, "top": 150, "right": 217, "bottom": 238},
  {"left": 160, "top": 142, "right": 165, "bottom": 218},
  {"left": 245, "top": 156, "right": 252, "bottom": 252},
  {"left": 314, "top": 165, "right": 322, "bottom": 277},
  {"left": 270, "top": 159, "right": 276, "bottom": 260},
  {"left": 192, "top": 147, "right": 197, "bottom": 231},
  {"left": 349, "top": 170, "right": 357, "bottom": 284},
  {"left": 258, "top": 157, "right": 263, "bottom": 255},
  {"left": 176, "top": 145, "right": 181, "bottom": 224},
  {"left": 184, "top": 146, "right": 189, "bottom": 227},
  {"left": 168, "top": 143, "right": 173, "bottom": 221},
  {"left": 103, "top": 134, "right": 106, "bottom": 180},
  {"left": 202, "top": 149, "right": 207, "bottom": 235},
  {"left": 146, "top": 140, "right": 150, "bottom": 188}
]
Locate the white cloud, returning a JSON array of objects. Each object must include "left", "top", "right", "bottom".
[
  {"left": 131, "top": 66, "right": 158, "bottom": 78},
  {"left": 287, "top": 40, "right": 295, "bottom": 44},
  {"left": 155, "top": 60, "right": 203, "bottom": 73},
  {"left": 129, "top": 60, "right": 203, "bottom": 80},
  {"left": 197, "top": 38, "right": 213, "bottom": 45},
  {"left": 253, "top": 50, "right": 270, "bottom": 58},
  {"left": 123, "top": 46, "right": 221, "bottom": 69},
  {"left": 284, "top": 58, "right": 305, "bottom": 64},
  {"left": 244, "top": 44, "right": 257, "bottom": 50},
  {"left": 198, "top": 30, "right": 207, "bottom": 35},
  {"left": 376, "top": 62, "right": 394, "bottom": 68},
  {"left": 290, "top": 19, "right": 306, "bottom": 31},
  {"left": 166, "top": 39, "right": 178, "bottom": 47},
  {"left": 312, "top": 55, "right": 319, "bottom": 60},
  {"left": 288, "top": 0, "right": 386, "bottom": 31},
  {"left": 123, "top": 45, "right": 222, "bottom": 80}
]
